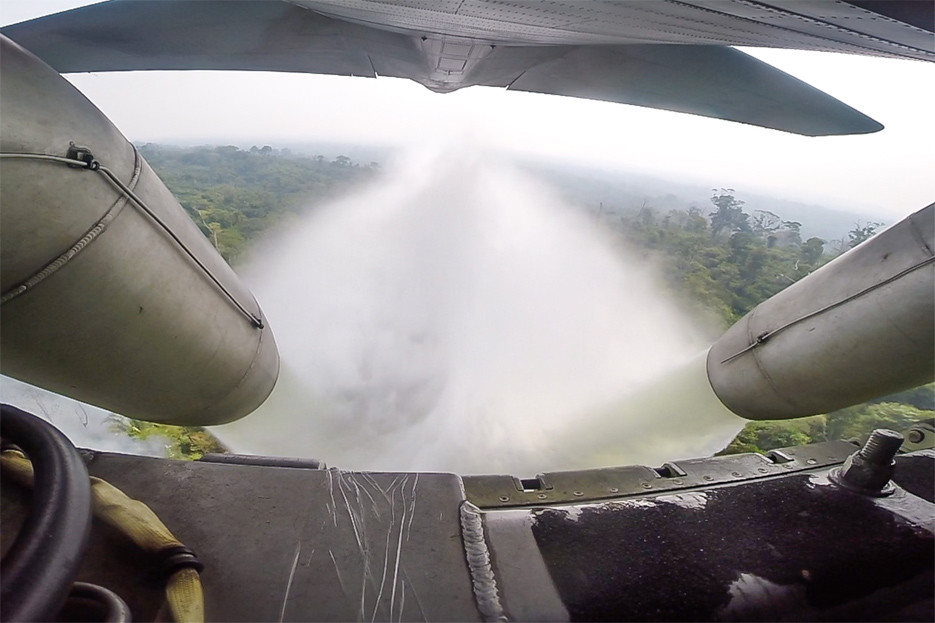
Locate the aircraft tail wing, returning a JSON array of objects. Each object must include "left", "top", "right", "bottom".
[
  {"left": 0, "top": 0, "right": 893, "bottom": 135},
  {"left": 0, "top": 1, "right": 422, "bottom": 77},
  {"left": 498, "top": 44, "right": 884, "bottom": 136}
]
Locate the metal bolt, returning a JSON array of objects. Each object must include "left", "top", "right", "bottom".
[
  {"left": 907, "top": 429, "right": 924, "bottom": 444},
  {"left": 860, "top": 429, "right": 904, "bottom": 464},
  {"left": 830, "top": 428, "right": 903, "bottom": 496}
]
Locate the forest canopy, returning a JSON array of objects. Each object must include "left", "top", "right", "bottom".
[{"left": 138, "top": 143, "right": 379, "bottom": 263}]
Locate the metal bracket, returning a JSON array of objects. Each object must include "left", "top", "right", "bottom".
[
  {"left": 463, "top": 440, "right": 859, "bottom": 508},
  {"left": 66, "top": 142, "right": 97, "bottom": 169}
]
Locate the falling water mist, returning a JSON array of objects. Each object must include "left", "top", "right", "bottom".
[{"left": 215, "top": 143, "right": 745, "bottom": 475}]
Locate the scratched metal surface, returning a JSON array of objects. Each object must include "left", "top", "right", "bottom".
[
  {"left": 3, "top": 447, "right": 933, "bottom": 621},
  {"left": 70, "top": 452, "right": 481, "bottom": 622}
]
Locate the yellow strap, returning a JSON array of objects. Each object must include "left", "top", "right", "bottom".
[
  {"left": 167, "top": 568, "right": 205, "bottom": 623},
  {"left": 1, "top": 450, "right": 205, "bottom": 623},
  {"left": 89, "top": 476, "right": 181, "bottom": 552},
  {"left": 0, "top": 449, "right": 34, "bottom": 487}
]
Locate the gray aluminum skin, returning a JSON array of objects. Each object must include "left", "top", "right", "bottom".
[
  {"left": 2, "top": 439, "right": 932, "bottom": 621},
  {"left": 707, "top": 204, "right": 934, "bottom": 420},
  {"left": 9, "top": 0, "right": 935, "bottom": 136},
  {"left": 0, "top": 36, "right": 279, "bottom": 426}
]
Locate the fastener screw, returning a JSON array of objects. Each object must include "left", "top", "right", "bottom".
[
  {"left": 829, "top": 428, "right": 903, "bottom": 496},
  {"left": 860, "top": 429, "right": 904, "bottom": 464}
]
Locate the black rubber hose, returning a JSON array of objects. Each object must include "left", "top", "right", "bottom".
[
  {"left": 63, "top": 582, "right": 132, "bottom": 623},
  {"left": 0, "top": 404, "right": 93, "bottom": 622}
]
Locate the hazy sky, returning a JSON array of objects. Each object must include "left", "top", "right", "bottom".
[{"left": 3, "top": 1, "right": 934, "bottom": 220}]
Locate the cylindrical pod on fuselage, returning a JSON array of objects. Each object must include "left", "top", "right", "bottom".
[
  {"left": 0, "top": 35, "right": 279, "bottom": 426},
  {"left": 707, "top": 204, "right": 934, "bottom": 420}
]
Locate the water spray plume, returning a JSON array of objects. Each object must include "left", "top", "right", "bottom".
[{"left": 216, "top": 142, "right": 744, "bottom": 474}]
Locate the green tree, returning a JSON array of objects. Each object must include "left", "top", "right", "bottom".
[
  {"left": 869, "top": 383, "right": 935, "bottom": 410},
  {"left": 139, "top": 143, "right": 378, "bottom": 263},
  {"left": 751, "top": 210, "right": 781, "bottom": 240},
  {"left": 826, "top": 402, "right": 934, "bottom": 441},
  {"left": 717, "top": 417, "right": 825, "bottom": 455},
  {"left": 709, "top": 190, "right": 750, "bottom": 238},
  {"left": 799, "top": 237, "right": 825, "bottom": 266},
  {"left": 685, "top": 206, "right": 707, "bottom": 233},
  {"left": 780, "top": 220, "right": 802, "bottom": 246},
  {"left": 848, "top": 221, "right": 884, "bottom": 248},
  {"left": 109, "top": 416, "right": 228, "bottom": 460},
  {"left": 719, "top": 394, "right": 934, "bottom": 456}
]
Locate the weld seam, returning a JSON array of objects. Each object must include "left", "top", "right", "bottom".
[
  {"left": 459, "top": 501, "right": 506, "bottom": 622},
  {"left": 1, "top": 151, "right": 141, "bottom": 305}
]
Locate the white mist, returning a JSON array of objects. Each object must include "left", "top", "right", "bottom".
[{"left": 215, "top": 143, "right": 744, "bottom": 474}]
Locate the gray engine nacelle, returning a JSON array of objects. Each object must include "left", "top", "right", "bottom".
[
  {"left": 707, "top": 204, "right": 934, "bottom": 420},
  {"left": 0, "top": 36, "right": 279, "bottom": 426}
]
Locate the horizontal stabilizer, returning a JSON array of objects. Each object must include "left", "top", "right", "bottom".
[
  {"left": 2, "top": 1, "right": 884, "bottom": 135},
  {"left": 0, "top": 1, "right": 423, "bottom": 78},
  {"left": 503, "top": 45, "right": 884, "bottom": 136}
]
